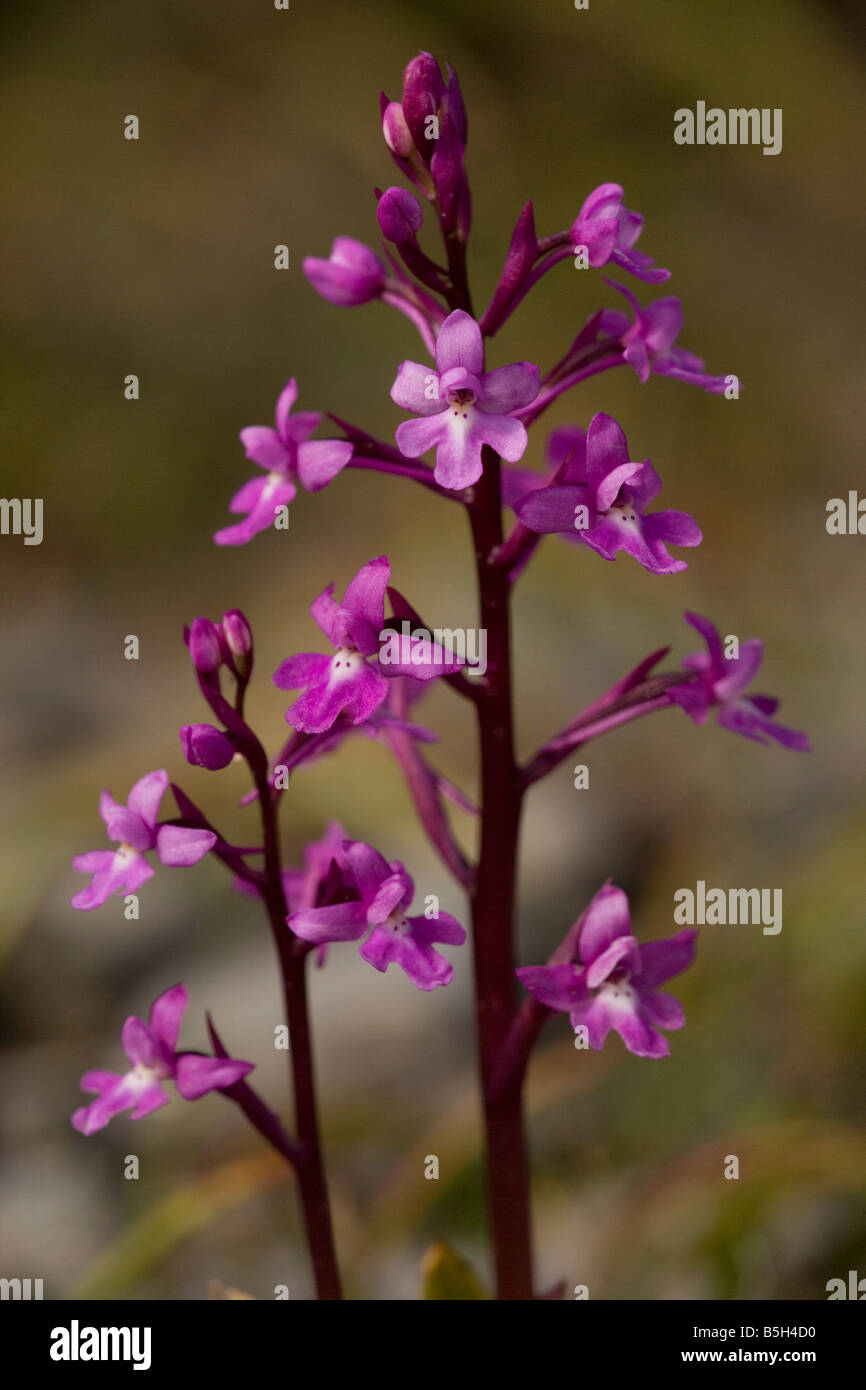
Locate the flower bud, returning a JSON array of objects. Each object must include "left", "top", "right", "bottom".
[
  {"left": 382, "top": 100, "right": 414, "bottom": 158},
  {"left": 402, "top": 52, "right": 447, "bottom": 157},
  {"left": 188, "top": 618, "right": 223, "bottom": 675},
  {"left": 377, "top": 186, "right": 423, "bottom": 243},
  {"left": 221, "top": 609, "right": 253, "bottom": 664},
  {"left": 180, "top": 724, "right": 235, "bottom": 771}
]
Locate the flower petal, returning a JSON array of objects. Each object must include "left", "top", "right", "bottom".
[
  {"left": 479, "top": 362, "right": 540, "bottom": 414},
  {"left": 296, "top": 439, "right": 353, "bottom": 492},
  {"left": 637, "top": 929, "right": 698, "bottom": 988},
  {"left": 127, "top": 770, "right": 169, "bottom": 833},
  {"left": 391, "top": 360, "right": 446, "bottom": 416},
  {"left": 578, "top": 883, "right": 633, "bottom": 967},
  {"left": 273, "top": 377, "right": 299, "bottom": 437},
  {"left": 272, "top": 652, "right": 332, "bottom": 690},
  {"left": 155, "top": 825, "right": 217, "bottom": 868},
  {"left": 148, "top": 984, "right": 188, "bottom": 1054},
  {"left": 516, "top": 962, "right": 588, "bottom": 1012},
  {"left": 239, "top": 426, "right": 290, "bottom": 470},
  {"left": 435, "top": 308, "right": 484, "bottom": 377},
  {"left": 174, "top": 1053, "right": 254, "bottom": 1100},
  {"left": 288, "top": 900, "right": 369, "bottom": 944}
]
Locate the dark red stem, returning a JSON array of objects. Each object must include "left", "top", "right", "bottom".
[
  {"left": 252, "top": 760, "right": 343, "bottom": 1300},
  {"left": 466, "top": 447, "right": 534, "bottom": 1299}
]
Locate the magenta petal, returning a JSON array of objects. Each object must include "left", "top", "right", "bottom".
[
  {"left": 272, "top": 652, "right": 332, "bottom": 691},
  {"left": 357, "top": 924, "right": 401, "bottom": 973},
  {"left": 121, "top": 1016, "right": 165, "bottom": 1069},
  {"left": 310, "top": 583, "right": 341, "bottom": 644},
  {"left": 408, "top": 911, "right": 466, "bottom": 947},
  {"left": 480, "top": 362, "right": 540, "bottom": 414},
  {"left": 547, "top": 425, "right": 587, "bottom": 473},
  {"left": 381, "top": 636, "right": 464, "bottom": 679},
  {"left": 514, "top": 484, "right": 592, "bottom": 535},
  {"left": 342, "top": 556, "right": 390, "bottom": 640},
  {"left": 435, "top": 309, "right": 484, "bottom": 376},
  {"left": 296, "top": 439, "right": 353, "bottom": 492},
  {"left": 638, "top": 929, "right": 698, "bottom": 988},
  {"left": 148, "top": 984, "right": 188, "bottom": 1054},
  {"left": 174, "top": 1053, "right": 254, "bottom": 1100},
  {"left": 72, "top": 1073, "right": 169, "bottom": 1134},
  {"left": 714, "top": 638, "right": 764, "bottom": 701},
  {"left": 684, "top": 611, "right": 725, "bottom": 671},
  {"left": 155, "top": 825, "right": 217, "bottom": 868},
  {"left": 573, "top": 995, "right": 616, "bottom": 1050},
  {"left": 475, "top": 412, "right": 528, "bottom": 465},
  {"left": 273, "top": 377, "right": 299, "bottom": 436},
  {"left": 215, "top": 475, "right": 295, "bottom": 546},
  {"left": 284, "top": 410, "right": 322, "bottom": 445},
  {"left": 288, "top": 900, "right": 369, "bottom": 944},
  {"left": 239, "top": 426, "right": 290, "bottom": 470},
  {"left": 127, "top": 770, "right": 169, "bottom": 833},
  {"left": 640, "top": 990, "right": 686, "bottom": 1030},
  {"left": 343, "top": 839, "right": 393, "bottom": 903},
  {"left": 586, "top": 412, "right": 630, "bottom": 482},
  {"left": 79, "top": 1069, "right": 122, "bottom": 1094},
  {"left": 103, "top": 805, "right": 152, "bottom": 851},
  {"left": 71, "top": 849, "right": 112, "bottom": 873},
  {"left": 70, "top": 848, "right": 154, "bottom": 910},
  {"left": 395, "top": 413, "right": 450, "bottom": 460},
  {"left": 623, "top": 340, "right": 651, "bottom": 383},
  {"left": 578, "top": 883, "right": 633, "bottom": 966},
  {"left": 367, "top": 871, "right": 411, "bottom": 923},
  {"left": 516, "top": 962, "right": 588, "bottom": 1012},
  {"left": 642, "top": 509, "right": 702, "bottom": 548},
  {"left": 430, "top": 416, "right": 485, "bottom": 489},
  {"left": 585, "top": 934, "right": 640, "bottom": 989},
  {"left": 228, "top": 476, "right": 268, "bottom": 515},
  {"left": 612, "top": 1003, "right": 670, "bottom": 1058},
  {"left": 359, "top": 925, "right": 454, "bottom": 990},
  {"left": 391, "top": 360, "right": 445, "bottom": 415},
  {"left": 287, "top": 666, "right": 389, "bottom": 733},
  {"left": 643, "top": 297, "right": 683, "bottom": 351},
  {"left": 594, "top": 462, "right": 645, "bottom": 512},
  {"left": 717, "top": 702, "right": 811, "bottom": 750}
]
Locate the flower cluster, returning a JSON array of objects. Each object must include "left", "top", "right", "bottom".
[{"left": 68, "top": 48, "right": 809, "bottom": 1319}]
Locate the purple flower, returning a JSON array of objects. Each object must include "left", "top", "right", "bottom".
[
  {"left": 71, "top": 984, "right": 253, "bottom": 1134},
  {"left": 215, "top": 379, "right": 353, "bottom": 547},
  {"left": 288, "top": 839, "right": 466, "bottom": 990},
  {"left": 302, "top": 236, "right": 386, "bottom": 307},
  {"left": 517, "top": 884, "right": 697, "bottom": 1059},
  {"left": 668, "top": 612, "right": 811, "bottom": 750},
  {"left": 513, "top": 412, "right": 702, "bottom": 574},
  {"left": 272, "top": 556, "right": 463, "bottom": 734},
  {"left": 392, "top": 309, "right": 539, "bottom": 489},
  {"left": 572, "top": 183, "right": 670, "bottom": 284},
  {"left": 71, "top": 771, "right": 216, "bottom": 910},
  {"left": 180, "top": 723, "right": 236, "bottom": 771},
  {"left": 605, "top": 281, "right": 733, "bottom": 393}
]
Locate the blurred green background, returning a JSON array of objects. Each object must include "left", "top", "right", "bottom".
[{"left": 2, "top": 0, "right": 864, "bottom": 1300}]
